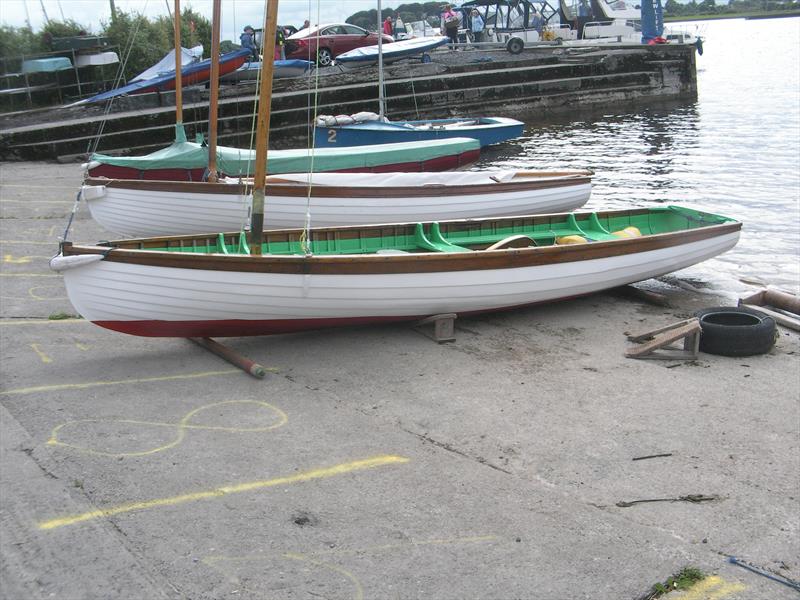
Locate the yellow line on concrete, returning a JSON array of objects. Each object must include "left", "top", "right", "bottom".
[
  {"left": 48, "top": 400, "right": 289, "bottom": 457},
  {"left": 38, "top": 455, "right": 409, "bottom": 530},
  {"left": 0, "top": 319, "right": 83, "bottom": 326},
  {"left": 0, "top": 200, "right": 72, "bottom": 204},
  {"left": 30, "top": 343, "right": 52, "bottom": 364},
  {"left": 675, "top": 576, "right": 745, "bottom": 599},
  {"left": 284, "top": 553, "right": 364, "bottom": 600},
  {"left": 312, "top": 535, "right": 500, "bottom": 557},
  {"left": 0, "top": 240, "right": 60, "bottom": 245},
  {"left": 0, "top": 369, "right": 240, "bottom": 396},
  {"left": 0, "top": 184, "right": 75, "bottom": 189}
]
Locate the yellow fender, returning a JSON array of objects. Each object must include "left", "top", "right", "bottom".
[
  {"left": 611, "top": 226, "right": 642, "bottom": 238},
  {"left": 556, "top": 235, "right": 588, "bottom": 245}
]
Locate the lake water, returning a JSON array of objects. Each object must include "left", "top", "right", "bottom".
[{"left": 477, "top": 17, "right": 800, "bottom": 296}]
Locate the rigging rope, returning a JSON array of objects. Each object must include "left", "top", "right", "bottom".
[
  {"left": 64, "top": 1, "right": 149, "bottom": 243},
  {"left": 299, "top": 0, "right": 322, "bottom": 256}
]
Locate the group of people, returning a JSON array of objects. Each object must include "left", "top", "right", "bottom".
[{"left": 239, "top": 20, "right": 310, "bottom": 61}]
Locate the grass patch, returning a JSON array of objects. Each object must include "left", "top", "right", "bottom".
[
  {"left": 643, "top": 567, "right": 706, "bottom": 599},
  {"left": 48, "top": 312, "right": 80, "bottom": 320}
]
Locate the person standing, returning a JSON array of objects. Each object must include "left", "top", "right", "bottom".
[
  {"left": 383, "top": 15, "right": 393, "bottom": 36},
  {"left": 441, "top": 4, "right": 460, "bottom": 48},
  {"left": 240, "top": 25, "right": 259, "bottom": 60},
  {"left": 531, "top": 9, "right": 543, "bottom": 36},
  {"left": 469, "top": 9, "right": 484, "bottom": 43}
]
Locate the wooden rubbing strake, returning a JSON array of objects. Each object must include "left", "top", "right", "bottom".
[{"left": 625, "top": 318, "right": 700, "bottom": 360}]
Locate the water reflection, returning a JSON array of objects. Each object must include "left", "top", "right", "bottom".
[{"left": 477, "top": 19, "right": 800, "bottom": 292}]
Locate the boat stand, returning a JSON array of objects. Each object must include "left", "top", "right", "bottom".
[
  {"left": 188, "top": 337, "right": 267, "bottom": 378},
  {"left": 625, "top": 318, "right": 701, "bottom": 360},
  {"left": 414, "top": 313, "right": 457, "bottom": 343}
]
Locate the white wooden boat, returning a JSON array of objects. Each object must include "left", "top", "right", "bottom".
[
  {"left": 80, "top": 170, "right": 593, "bottom": 237},
  {"left": 51, "top": 207, "right": 741, "bottom": 338}
]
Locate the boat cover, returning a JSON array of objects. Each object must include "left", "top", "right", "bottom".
[
  {"left": 22, "top": 57, "right": 73, "bottom": 73},
  {"left": 75, "top": 49, "right": 250, "bottom": 105},
  {"left": 75, "top": 52, "right": 120, "bottom": 67},
  {"left": 335, "top": 36, "right": 449, "bottom": 63},
  {"left": 88, "top": 129, "right": 480, "bottom": 176},
  {"left": 263, "top": 171, "right": 519, "bottom": 186},
  {"left": 131, "top": 45, "right": 204, "bottom": 82}
]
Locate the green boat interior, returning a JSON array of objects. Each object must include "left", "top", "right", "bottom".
[{"left": 107, "top": 207, "right": 736, "bottom": 256}]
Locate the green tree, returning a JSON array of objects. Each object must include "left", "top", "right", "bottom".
[
  {"left": 0, "top": 26, "right": 44, "bottom": 59},
  {"left": 102, "top": 11, "right": 170, "bottom": 80}
]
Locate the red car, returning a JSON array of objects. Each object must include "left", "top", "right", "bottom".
[{"left": 286, "top": 23, "right": 393, "bottom": 66}]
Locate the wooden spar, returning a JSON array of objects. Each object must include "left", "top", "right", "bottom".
[
  {"left": 206, "top": 0, "right": 222, "bottom": 183},
  {"left": 249, "top": 0, "right": 279, "bottom": 256},
  {"left": 189, "top": 337, "right": 267, "bottom": 378},
  {"left": 173, "top": 0, "right": 183, "bottom": 128},
  {"left": 377, "top": 0, "right": 385, "bottom": 119}
]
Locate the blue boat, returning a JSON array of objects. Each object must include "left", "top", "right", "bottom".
[{"left": 313, "top": 116, "right": 525, "bottom": 148}]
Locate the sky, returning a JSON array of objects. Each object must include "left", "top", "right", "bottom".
[{"left": 0, "top": 0, "right": 391, "bottom": 42}]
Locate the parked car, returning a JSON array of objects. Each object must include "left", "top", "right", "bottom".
[{"left": 285, "top": 24, "right": 393, "bottom": 66}]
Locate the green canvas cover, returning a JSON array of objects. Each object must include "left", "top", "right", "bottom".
[{"left": 90, "top": 126, "right": 480, "bottom": 176}]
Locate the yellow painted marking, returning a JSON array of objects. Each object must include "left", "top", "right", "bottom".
[
  {"left": 29, "top": 287, "right": 67, "bottom": 301},
  {"left": 75, "top": 343, "right": 90, "bottom": 351},
  {"left": 0, "top": 184, "right": 75, "bottom": 189},
  {"left": 48, "top": 400, "right": 288, "bottom": 457},
  {"left": 0, "top": 319, "right": 83, "bottom": 326},
  {"left": 4, "top": 254, "right": 32, "bottom": 263},
  {"left": 0, "top": 200, "right": 72, "bottom": 204},
  {"left": 30, "top": 343, "right": 52, "bottom": 364},
  {"left": 0, "top": 240, "right": 61, "bottom": 245},
  {"left": 203, "top": 535, "right": 498, "bottom": 597},
  {"left": 285, "top": 553, "right": 364, "bottom": 600},
  {"left": 38, "top": 455, "right": 409, "bottom": 530},
  {"left": 674, "top": 576, "right": 745, "bottom": 599},
  {"left": 313, "top": 535, "right": 500, "bottom": 557},
  {"left": 0, "top": 369, "right": 240, "bottom": 396}
]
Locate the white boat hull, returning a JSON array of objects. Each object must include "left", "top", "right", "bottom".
[
  {"left": 60, "top": 232, "right": 739, "bottom": 337},
  {"left": 82, "top": 172, "right": 592, "bottom": 237}
]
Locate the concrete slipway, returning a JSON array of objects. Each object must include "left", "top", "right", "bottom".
[{"left": 0, "top": 161, "right": 798, "bottom": 599}]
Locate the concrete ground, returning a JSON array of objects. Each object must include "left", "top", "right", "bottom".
[{"left": 1, "top": 162, "right": 798, "bottom": 600}]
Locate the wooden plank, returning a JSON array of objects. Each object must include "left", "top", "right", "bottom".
[
  {"left": 740, "top": 303, "right": 800, "bottom": 332},
  {"left": 627, "top": 317, "right": 697, "bottom": 342},
  {"left": 625, "top": 319, "right": 700, "bottom": 358}
]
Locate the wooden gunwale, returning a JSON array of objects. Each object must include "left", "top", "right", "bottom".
[
  {"left": 61, "top": 222, "right": 741, "bottom": 276},
  {"left": 84, "top": 174, "right": 592, "bottom": 199}
]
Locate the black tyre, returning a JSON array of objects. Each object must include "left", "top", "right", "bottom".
[
  {"left": 506, "top": 37, "right": 524, "bottom": 55},
  {"left": 695, "top": 306, "right": 776, "bottom": 357},
  {"left": 317, "top": 47, "right": 333, "bottom": 66}
]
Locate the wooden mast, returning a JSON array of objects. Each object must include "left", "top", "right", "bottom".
[
  {"left": 173, "top": 0, "right": 186, "bottom": 142},
  {"left": 249, "top": 0, "right": 279, "bottom": 255},
  {"left": 206, "top": 0, "right": 222, "bottom": 182}
]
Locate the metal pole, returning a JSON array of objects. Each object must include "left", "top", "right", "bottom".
[{"left": 206, "top": 0, "right": 222, "bottom": 182}]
